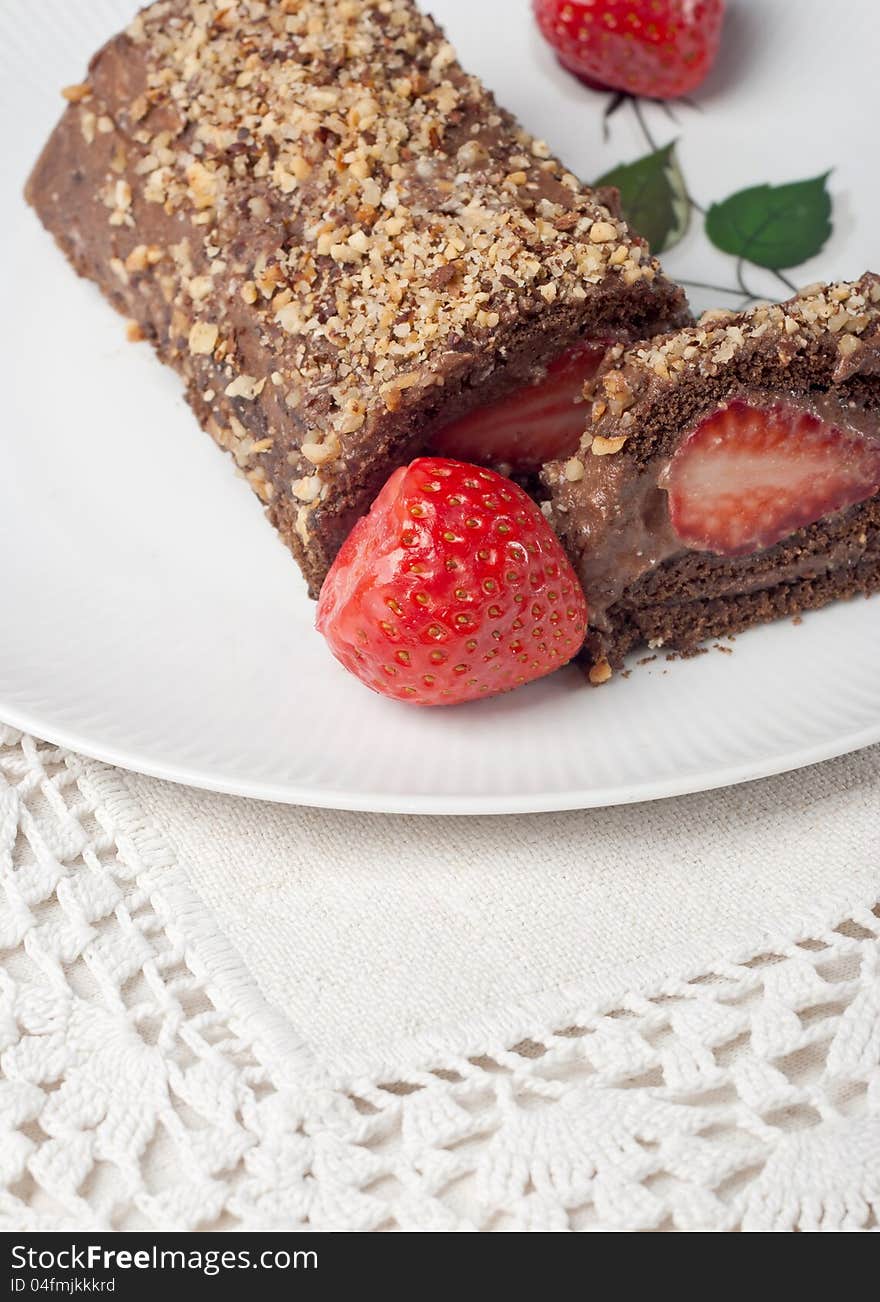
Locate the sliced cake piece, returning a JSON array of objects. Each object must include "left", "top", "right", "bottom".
[
  {"left": 542, "top": 276, "right": 880, "bottom": 679},
  {"left": 25, "top": 0, "right": 687, "bottom": 596}
]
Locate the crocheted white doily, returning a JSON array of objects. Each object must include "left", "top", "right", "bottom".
[{"left": 1, "top": 726, "right": 878, "bottom": 1232}]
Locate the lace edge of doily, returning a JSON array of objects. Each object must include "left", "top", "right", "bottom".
[
  {"left": 68, "top": 736, "right": 880, "bottom": 1096},
  {"left": 74, "top": 753, "right": 318, "bottom": 1085}
]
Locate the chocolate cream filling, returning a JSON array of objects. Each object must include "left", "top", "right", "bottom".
[{"left": 565, "top": 389, "right": 880, "bottom": 636}]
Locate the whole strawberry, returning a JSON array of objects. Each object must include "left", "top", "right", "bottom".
[
  {"left": 316, "top": 458, "right": 588, "bottom": 705},
  {"left": 534, "top": 0, "right": 725, "bottom": 100}
]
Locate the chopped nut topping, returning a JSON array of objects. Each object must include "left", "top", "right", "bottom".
[
  {"left": 62, "top": 82, "right": 92, "bottom": 103},
  {"left": 602, "top": 370, "right": 634, "bottom": 416},
  {"left": 591, "top": 435, "right": 628, "bottom": 456},
  {"left": 291, "top": 475, "right": 322, "bottom": 502},
  {"left": 589, "top": 221, "right": 617, "bottom": 244},
  {"left": 225, "top": 374, "right": 266, "bottom": 401},
  {"left": 188, "top": 321, "right": 218, "bottom": 355},
  {"left": 601, "top": 275, "right": 880, "bottom": 429},
  {"left": 185, "top": 161, "right": 217, "bottom": 211},
  {"left": 301, "top": 435, "right": 342, "bottom": 466},
  {"left": 698, "top": 308, "right": 736, "bottom": 326}
]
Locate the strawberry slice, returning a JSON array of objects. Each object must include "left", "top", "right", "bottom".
[
  {"left": 430, "top": 340, "right": 607, "bottom": 472},
  {"left": 664, "top": 401, "right": 880, "bottom": 556},
  {"left": 316, "top": 458, "right": 588, "bottom": 706}
]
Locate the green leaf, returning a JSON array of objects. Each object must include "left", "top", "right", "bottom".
[
  {"left": 705, "top": 173, "right": 833, "bottom": 270},
  {"left": 595, "top": 143, "right": 690, "bottom": 255}
]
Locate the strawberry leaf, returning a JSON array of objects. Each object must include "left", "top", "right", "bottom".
[
  {"left": 595, "top": 143, "right": 690, "bottom": 255},
  {"left": 705, "top": 173, "right": 833, "bottom": 270}
]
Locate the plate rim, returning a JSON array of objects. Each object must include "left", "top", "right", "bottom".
[
  {"left": 3, "top": 696, "right": 877, "bottom": 815},
  {"left": 5, "top": 0, "right": 880, "bottom": 816}
]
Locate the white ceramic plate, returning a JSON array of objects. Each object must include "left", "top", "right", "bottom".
[{"left": 2, "top": 0, "right": 878, "bottom": 813}]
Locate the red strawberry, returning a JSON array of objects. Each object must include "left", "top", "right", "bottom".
[
  {"left": 316, "top": 458, "right": 588, "bottom": 705},
  {"left": 664, "top": 401, "right": 880, "bottom": 556},
  {"left": 431, "top": 340, "right": 607, "bottom": 472},
  {"left": 534, "top": 0, "right": 725, "bottom": 100}
]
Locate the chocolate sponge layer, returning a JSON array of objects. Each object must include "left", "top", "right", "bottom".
[{"left": 594, "top": 498, "right": 880, "bottom": 667}]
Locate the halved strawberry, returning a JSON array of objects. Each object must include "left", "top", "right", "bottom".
[
  {"left": 664, "top": 401, "right": 880, "bottom": 556},
  {"left": 430, "top": 340, "right": 608, "bottom": 472}
]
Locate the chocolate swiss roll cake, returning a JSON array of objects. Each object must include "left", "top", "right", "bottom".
[{"left": 26, "top": 0, "right": 688, "bottom": 595}]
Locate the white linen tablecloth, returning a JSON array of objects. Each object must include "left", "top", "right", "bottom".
[{"left": 1, "top": 723, "right": 879, "bottom": 1232}]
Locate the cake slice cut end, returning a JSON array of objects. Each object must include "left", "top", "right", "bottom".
[{"left": 542, "top": 275, "right": 880, "bottom": 676}]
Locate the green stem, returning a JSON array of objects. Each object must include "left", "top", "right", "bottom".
[
  {"left": 632, "top": 98, "right": 658, "bottom": 153},
  {"left": 679, "top": 279, "right": 750, "bottom": 298},
  {"left": 635, "top": 97, "right": 704, "bottom": 216},
  {"left": 602, "top": 90, "right": 628, "bottom": 142},
  {"left": 773, "top": 268, "right": 799, "bottom": 295},
  {"left": 736, "top": 258, "right": 759, "bottom": 303}
]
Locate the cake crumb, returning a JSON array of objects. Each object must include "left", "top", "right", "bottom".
[
  {"left": 713, "top": 643, "right": 733, "bottom": 655},
  {"left": 588, "top": 657, "right": 613, "bottom": 685},
  {"left": 636, "top": 655, "right": 657, "bottom": 666},
  {"left": 666, "top": 646, "right": 708, "bottom": 662}
]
